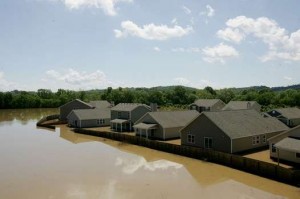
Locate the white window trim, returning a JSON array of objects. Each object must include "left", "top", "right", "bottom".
[
  {"left": 204, "top": 137, "right": 213, "bottom": 149},
  {"left": 262, "top": 134, "right": 267, "bottom": 143},
  {"left": 252, "top": 135, "right": 260, "bottom": 145},
  {"left": 187, "top": 133, "right": 195, "bottom": 144}
]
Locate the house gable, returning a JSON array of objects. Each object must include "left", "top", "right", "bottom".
[
  {"left": 59, "top": 99, "right": 93, "bottom": 121},
  {"left": 181, "top": 114, "right": 231, "bottom": 153}
]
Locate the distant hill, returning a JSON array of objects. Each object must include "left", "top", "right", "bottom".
[
  {"left": 270, "top": 84, "right": 300, "bottom": 91},
  {"left": 83, "top": 84, "right": 300, "bottom": 93}
]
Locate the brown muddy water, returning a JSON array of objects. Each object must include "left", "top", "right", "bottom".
[{"left": 0, "top": 109, "right": 299, "bottom": 199}]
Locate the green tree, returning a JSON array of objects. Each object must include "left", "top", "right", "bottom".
[{"left": 217, "top": 89, "right": 235, "bottom": 103}]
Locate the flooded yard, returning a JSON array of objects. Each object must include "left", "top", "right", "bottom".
[{"left": 0, "top": 109, "right": 299, "bottom": 199}]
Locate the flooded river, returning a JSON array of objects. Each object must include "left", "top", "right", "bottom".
[{"left": 0, "top": 109, "right": 299, "bottom": 199}]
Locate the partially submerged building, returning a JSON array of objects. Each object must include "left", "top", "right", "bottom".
[
  {"left": 133, "top": 110, "right": 199, "bottom": 140},
  {"left": 67, "top": 108, "right": 111, "bottom": 128},
  {"left": 110, "top": 103, "right": 152, "bottom": 132},
  {"left": 59, "top": 99, "right": 93, "bottom": 121},
  {"left": 189, "top": 99, "right": 225, "bottom": 113},
  {"left": 181, "top": 110, "right": 289, "bottom": 153},
  {"left": 268, "top": 125, "right": 300, "bottom": 164},
  {"left": 222, "top": 101, "right": 261, "bottom": 112},
  {"left": 267, "top": 107, "right": 300, "bottom": 127}
]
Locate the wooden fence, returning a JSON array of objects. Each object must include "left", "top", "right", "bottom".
[{"left": 74, "top": 128, "right": 300, "bottom": 186}]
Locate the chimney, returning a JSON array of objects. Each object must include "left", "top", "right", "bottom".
[
  {"left": 150, "top": 103, "right": 158, "bottom": 112},
  {"left": 111, "top": 101, "right": 115, "bottom": 107}
]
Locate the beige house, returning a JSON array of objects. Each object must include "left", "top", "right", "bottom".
[
  {"left": 133, "top": 110, "right": 199, "bottom": 140},
  {"left": 110, "top": 103, "right": 152, "bottom": 132},
  {"left": 189, "top": 99, "right": 225, "bottom": 113},
  {"left": 268, "top": 125, "right": 300, "bottom": 164},
  {"left": 267, "top": 107, "right": 300, "bottom": 127},
  {"left": 67, "top": 108, "right": 111, "bottom": 128},
  {"left": 222, "top": 101, "right": 261, "bottom": 112},
  {"left": 59, "top": 99, "right": 93, "bottom": 121},
  {"left": 181, "top": 110, "right": 289, "bottom": 153}
]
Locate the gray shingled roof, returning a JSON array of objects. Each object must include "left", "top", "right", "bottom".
[
  {"left": 203, "top": 110, "right": 289, "bottom": 139},
  {"left": 222, "top": 101, "right": 259, "bottom": 111},
  {"left": 275, "top": 137, "right": 300, "bottom": 153},
  {"left": 111, "top": 103, "right": 151, "bottom": 112},
  {"left": 274, "top": 107, "right": 300, "bottom": 119},
  {"left": 60, "top": 99, "right": 93, "bottom": 109},
  {"left": 133, "top": 123, "right": 158, "bottom": 129},
  {"left": 89, "top": 100, "right": 111, "bottom": 109},
  {"left": 70, "top": 108, "right": 110, "bottom": 120},
  {"left": 140, "top": 110, "right": 199, "bottom": 129},
  {"left": 191, "top": 99, "right": 223, "bottom": 107},
  {"left": 268, "top": 125, "right": 300, "bottom": 142}
]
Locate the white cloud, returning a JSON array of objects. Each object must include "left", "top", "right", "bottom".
[
  {"left": 0, "top": 72, "right": 20, "bottom": 91},
  {"left": 174, "top": 77, "right": 191, "bottom": 86},
  {"left": 217, "top": 28, "right": 245, "bottom": 43},
  {"left": 61, "top": 0, "right": 132, "bottom": 16},
  {"left": 202, "top": 43, "right": 239, "bottom": 63},
  {"left": 153, "top": 47, "right": 161, "bottom": 52},
  {"left": 200, "top": 4, "right": 215, "bottom": 17},
  {"left": 218, "top": 16, "right": 300, "bottom": 62},
  {"left": 182, "top": 6, "right": 191, "bottom": 15},
  {"left": 284, "top": 76, "right": 293, "bottom": 81},
  {"left": 114, "top": 20, "right": 193, "bottom": 40},
  {"left": 171, "top": 47, "right": 201, "bottom": 53},
  {"left": 44, "top": 68, "right": 118, "bottom": 90},
  {"left": 171, "top": 18, "right": 178, "bottom": 25},
  {"left": 206, "top": 5, "right": 215, "bottom": 17},
  {"left": 172, "top": 44, "right": 239, "bottom": 63}
]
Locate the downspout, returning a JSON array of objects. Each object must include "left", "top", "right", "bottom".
[
  {"left": 129, "top": 111, "right": 132, "bottom": 131},
  {"left": 163, "top": 128, "right": 165, "bottom": 140},
  {"left": 231, "top": 139, "right": 233, "bottom": 154}
]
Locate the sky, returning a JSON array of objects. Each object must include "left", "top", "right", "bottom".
[{"left": 0, "top": 0, "right": 300, "bottom": 91}]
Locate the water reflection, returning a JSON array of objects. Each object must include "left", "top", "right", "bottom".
[
  {"left": 58, "top": 125, "right": 93, "bottom": 144},
  {"left": 0, "top": 108, "right": 58, "bottom": 124},
  {"left": 115, "top": 157, "right": 182, "bottom": 174}
]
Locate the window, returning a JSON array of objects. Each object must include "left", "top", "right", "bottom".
[
  {"left": 187, "top": 134, "right": 195, "bottom": 144},
  {"left": 117, "top": 112, "right": 121, "bottom": 118},
  {"left": 97, "top": 119, "right": 105, "bottom": 125},
  {"left": 204, "top": 137, "right": 212, "bottom": 148},
  {"left": 199, "top": 107, "right": 205, "bottom": 112},
  {"left": 262, "top": 135, "right": 266, "bottom": 143},
  {"left": 150, "top": 129, "right": 155, "bottom": 137},
  {"left": 296, "top": 153, "right": 300, "bottom": 159},
  {"left": 271, "top": 143, "right": 276, "bottom": 153},
  {"left": 252, "top": 136, "right": 260, "bottom": 145}
]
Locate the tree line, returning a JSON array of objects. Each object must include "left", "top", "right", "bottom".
[{"left": 0, "top": 86, "right": 299, "bottom": 111}]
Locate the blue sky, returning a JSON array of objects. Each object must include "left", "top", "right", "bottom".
[{"left": 0, "top": 0, "right": 300, "bottom": 91}]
